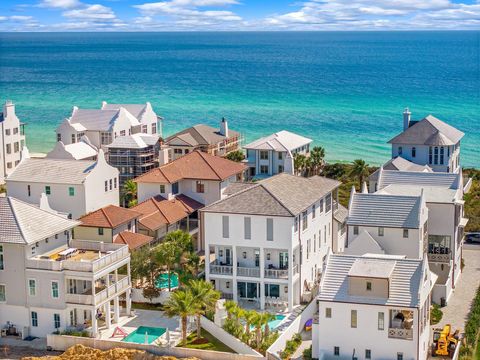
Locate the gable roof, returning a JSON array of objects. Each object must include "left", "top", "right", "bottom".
[
  {"left": 79, "top": 205, "right": 141, "bottom": 228},
  {"left": 318, "top": 254, "right": 425, "bottom": 307},
  {"left": 202, "top": 173, "right": 341, "bottom": 217},
  {"left": 333, "top": 204, "right": 348, "bottom": 223},
  {"left": 347, "top": 192, "right": 423, "bottom": 228},
  {"left": 165, "top": 124, "right": 240, "bottom": 146},
  {"left": 7, "top": 158, "right": 97, "bottom": 184},
  {"left": 344, "top": 230, "right": 385, "bottom": 256},
  {"left": 244, "top": 130, "right": 312, "bottom": 152},
  {"left": 114, "top": 231, "right": 153, "bottom": 250},
  {"left": 369, "top": 157, "right": 432, "bottom": 182},
  {"left": 134, "top": 150, "right": 246, "bottom": 184},
  {"left": 388, "top": 115, "right": 464, "bottom": 145},
  {"left": 377, "top": 169, "right": 461, "bottom": 190},
  {"left": 106, "top": 134, "right": 160, "bottom": 149},
  {"left": 102, "top": 103, "right": 147, "bottom": 119},
  {"left": 0, "top": 197, "right": 79, "bottom": 245},
  {"left": 46, "top": 140, "right": 98, "bottom": 161},
  {"left": 69, "top": 108, "right": 140, "bottom": 131},
  {"left": 132, "top": 194, "right": 203, "bottom": 231}
]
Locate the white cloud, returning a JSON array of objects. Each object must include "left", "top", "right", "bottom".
[
  {"left": 39, "top": 0, "right": 82, "bottom": 9},
  {"left": 63, "top": 4, "right": 116, "bottom": 21},
  {"left": 9, "top": 15, "right": 34, "bottom": 21}
]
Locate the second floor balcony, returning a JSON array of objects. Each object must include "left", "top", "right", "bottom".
[{"left": 65, "top": 274, "right": 130, "bottom": 306}]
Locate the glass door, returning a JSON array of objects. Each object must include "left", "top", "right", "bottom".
[
  {"left": 225, "top": 249, "right": 231, "bottom": 265},
  {"left": 279, "top": 252, "right": 288, "bottom": 269}
]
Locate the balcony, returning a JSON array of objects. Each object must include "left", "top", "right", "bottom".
[
  {"left": 237, "top": 267, "right": 260, "bottom": 278},
  {"left": 264, "top": 268, "right": 289, "bottom": 279},
  {"left": 388, "top": 327, "right": 413, "bottom": 340},
  {"left": 428, "top": 252, "right": 451, "bottom": 263},
  {"left": 66, "top": 275, "right": 130, "bottom": 306},
  {"left": 209, "top": 262, "right": 233, "bottom": 275}
]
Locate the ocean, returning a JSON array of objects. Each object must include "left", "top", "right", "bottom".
[{"left": 0, "top": 31, "right": 479, "bottom": 167}]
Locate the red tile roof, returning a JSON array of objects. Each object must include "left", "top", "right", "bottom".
[
  {"left": 114, "top": 231, "right": 153, "bottom": 250},
  {"left": 133, "top": 150, "right": 246, "bottom": 184},
  {"left": 79, "top": 205, "right": 142, "bottom": 228},
  {"left": 132, "top": 194, "right": 203, "bottom": 231}
]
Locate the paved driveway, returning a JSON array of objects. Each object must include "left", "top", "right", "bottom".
[{"left": 435, "top": 247, "right": 480, "bottom": 332}]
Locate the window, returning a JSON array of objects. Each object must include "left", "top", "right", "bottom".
[
  {"left": 366, "top": 281, "right": 372, "bottom": 291},
  {"left": 71, "top": 134, "right": 77, "bottom": 143},
  {"left": 440, "top": 147, "right": 445, "bottom": 165},
  {"left": 351, "top": 310, "right": 357, "bottom": 328},
  {"left": 54, "top": 314, "right": 61, "bottom": 329},
  {"left": 45, "top": 186, "right": 51, "bottom": 195},
  {"left": 141, "top": 125, "right": 148, "bottom": 133},
  {"left": 52, "top": 281, "right": 59, "bottom": 298},
  {"left": 13, "top": 127, "right": 18, "bottom": 135},
  {"left": 294, "top": 217, "right": 298, "bottom": 232},
  {"left": 222, "top": 216, "right": 229, "bottom": 238},
  {"left": 319, "top": 199, "right": 324, "bottom": 213},
  {"left": 434, "top": 147, "right": 439, "bottom": 165},
  {"left": 353, "top": 226, "right": 359, "bottom": 235},
  {"left": 7, "top": 162, "right": 12, "bottom": 169},
  {"left": 0, "top": 245, "right": 3, "bottom": 270},
  {"left": 152, "top": 123, "right": 157, "bottom": 134},
  {"left": 266, "top": 218, "right": 274, "bottom": 241},
  {"left": 398, "top": 146, "right": 403, "bottom": 155},
  {"left": 260, "top": 150, "right": 268, "bottom": 160},
  {"left": 31, "top": 311, "right": 38, "bottom": 327},
  {"left": 429, "top": 147, "right": 433, "bottom": 164},
  {"left": 98, "top": 228, "right": 104, "bottom": 236},
  {"left": 109, "top": 179, "right": 113, "bottom": 190},
  {"left": 174, "top": 148, "right": 182, "bottom": 154},
  {"left": 312, "top": 204, "right": 316, "bottom": 218},
  {"left": 101, "top": 132, "right": 112, "bottom": 145},
  {"left": 302, "top": 211, "right": 308, "bottom": 231},
  {"left": 29, "top": 279, "right": 36, "bottom": 296},
  {"left": 278, "top": 152, "right": 283, "bottom": 160},
  {"left": 403, "top": 229, "right": 409, "bottom": 238},
  {"left": 260, "top": 165, "right": 269, "bottom": 174},
  {"left": 326, "top": 194, "right": 332, "bottom": 212},
  {"left": 68, "top": 187, "right": 75, "bottom": 196},
  {"left": 105, "top": 180, "right": 108, "bottom": 192},
  {"left": 5, "top": 129, "right": 10, "bottom": 136},
  {"left": 366, "top": 350, "right": 371, "bottom": 359},
  {"left": 244, "top": 217, "right": 251, "bottom": 240},
  {"left": 27, "top": 185, "right": 31, "bottom": 197},
  {"left": 114, "top": 178, "right": 117, "bottom": 189},
  {"left": 307, "top": 239, "right": 311, "bottom": 259},
  {"left": 0, "top": 284, "right": 5, "bottom": 302},
  {"left": 6, "top": 144, "right": 11, "bottom": 154},
  {"left": 14, "top": 142, "right": 19, "bottom": 153},
  {"left": 378, "top": 227, "right": 384, "bottom": 236},
  {"left": 159, "top": 184, "right": 165, "bottom": 193},
  {"left": 172, "top": 182, "right": 179, "bottom": 194},
  {"left": 397, "top": 353, "right": 403, "bottom": 360},
  {"left": 412, "top": 147, "right": 416, "bottom": 158},
  {"left": 120, "top": 130, "right": 126, "bottom": 137},
  {"left": 378, "top": 312, "right": 384, "bottom": 330},
  {"left": 278, "top": 165, "right": 284, "bottom": 173},
  {"left": 334, "top": 347, "right": 340, "bottom": 356},
  {"left": 325, "top": 307, "right": 332, "bottom": 318},
  {"left": 196, "top": 181, "right": 205, "bottom": 193}
]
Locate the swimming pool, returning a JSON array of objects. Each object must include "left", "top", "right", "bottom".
[
  {"left": 156, "top": 272, "right": 179, "bottom": 290},
  {"left": 121, "top": 326, "right": 166, "bottom": 344},
  {"left": 250, "top": 314, "right": 286, "bottom": 331}
]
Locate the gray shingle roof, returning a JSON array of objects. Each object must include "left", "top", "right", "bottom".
[
  {"left": 7, "top": 158, "right": 97, "bottom": 184},
  {"left": 0, "top": 197, "right": 79, "bottom": 244},
  {"left": 203, "top": 173, "right": 340, "bottom": 216},
  {"left": 378, "top": 169, "right": 460, "bottom": 190},
  {"left": 106, "top": 134, "right": 160, "bottom": 149},
  {"left": 347, "top": 192, "right": 422, "bottom": 228},
  {"left": 223, "top": 182, "right": 257, "bottom": 197},
  {"left": 165, "top": 124, "right": 240, "bottom": 146},
  {"left": 388, "top": 115, "right": 464, "bottom": 145},
  {"left": 318, "top": 254, "right": 425, "bottom": 307}
]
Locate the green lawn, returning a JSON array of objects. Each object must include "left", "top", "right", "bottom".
[{"left": 178, "top": 329, "right": 235, "bottom": 353}]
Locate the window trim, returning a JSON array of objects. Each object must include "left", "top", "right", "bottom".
[
  {"left": 28, "top": 278, "right": 37, "bottom": 297},
  {"left": 0, "top": 284, "right": 6, "bottom": 302},
  {"left": 31, "top": 311, "right": 38, "bottom": 327},
  {"left": 51, "top": 281, "right": 59, "bottom": 299}
]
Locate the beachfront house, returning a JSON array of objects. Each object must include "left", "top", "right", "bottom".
[
  {"left": 46, "top": 136, "right": 98, "bottom": 161},
  {"left": 243, "top": 130, "right": 312, "bottom": 178},
  {"left": 164, "top": 117, "right": 241, "bottom": 160},
  {"left": 6, "top": 149, "right": 119, "bottom": 219},
  {"left": 0, "top": 196, "right": 131, "bottom": 338},
  {"left": 373, "top": 169, "right": 467, "bottom": 304},
  {"left": 75, "top": 205, "right": 153, "bottom": 251},
  {"left": 55, "top": 102, "right": 161, "bottom": 149},
  {"left": 200, "top": 173, "right": 341, "bottom": 311},
  {"left": 312, "top": 254, "right": 436, "bottom": 360},
  {"left": 0, "top": 101, "right": 26, "bottom": 183},
  {"left": 388, "top": 109, "right": 464, "bottom": 173}
]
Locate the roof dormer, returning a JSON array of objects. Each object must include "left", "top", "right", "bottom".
[{"left": 347, "top": 258, "right": 395, "bottom": 299}]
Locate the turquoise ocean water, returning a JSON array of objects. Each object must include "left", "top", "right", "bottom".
[{"left": 0, "top": 31, "right": 479, "bottom": 167}]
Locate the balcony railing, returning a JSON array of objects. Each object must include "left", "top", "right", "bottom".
[
  {"left": 237, "top": 266, "right": 260, "bottom": 278},
  {"left": 210, "top": 264, "right": 233, "bottom": 275},
  {"left": 221, "top": 292, "right": 234, "bottom": 300},
  {"left": 428, "top": 252, "right": 451, "bottom": 263},
  {"left": 264, "top": 268, "right": 289, "bottom": 279},
  {"left": 388, "top": 327, "right": 413, "bottom": 340},
  {"left": 66, "top": 276, "right": 130, "bottom": 305}
]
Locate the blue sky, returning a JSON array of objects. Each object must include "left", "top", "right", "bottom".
[{"left": 1, "top": 0, "right": 479, "bottom": 31}]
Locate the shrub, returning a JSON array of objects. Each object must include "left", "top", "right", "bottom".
[
  {"left": 303, "top": 345, "right": 312, "bottom": 360},
  {"left": 430, "top": 304, "right": 443, "bottom": 325},
  {"left": 281, "top": 333, "right": 303, "bottom": 360},
  {"left": 60, "top": 329, "right": 90, "bottom": 337},
  {"left": 460, "top": 284, "right": 480, "bottom": 357}
]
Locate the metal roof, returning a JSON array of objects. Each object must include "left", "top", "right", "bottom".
[
  {"left": 244, "top": 130, "right": 312, "bottom": 152},
  {"left": 378, "top": 169, "right": 460, "bottom": 190},
  {"left": 102, "top": 103, "right": 146, "bottom": 119},
  {"left": 106, "top": 134, "right": 160, "bottom": 149},
  {"left": 369, "top": 157, "right": 432, "bottom": 182}
]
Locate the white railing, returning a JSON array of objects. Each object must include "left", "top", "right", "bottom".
[
  {"left": 264, "top": 268, "right": 289, "bottom": 279},
  {"left": 428, "top": 252, "right": 451, "bottom": 263},
  {"left": 94, "top": 275, "right": 130, "bottom": 304},
  {"left": 388, "top": 327, "right": 413, "bottom": 340},
  {"left": 237, "top": 267, "right": 260, "bottom": 278},
  {"left": 210, "top": 264, "right": 233, "bottom": 275},
  {"left": 65, "top": 293, "right": 94, "bottom": 305}
]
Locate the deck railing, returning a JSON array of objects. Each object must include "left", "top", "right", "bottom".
[
  {"left": 264, "top": 268, "right": 289, "bottom": 279},
  {"left": 388, "top": 327, "right": 413, "bottom": 340},
  {"left": 209, "top": 263, "right": 233, "bottom": 275},
  {"left": 237, "top": 267, "right": 260, "bottom": 278}
]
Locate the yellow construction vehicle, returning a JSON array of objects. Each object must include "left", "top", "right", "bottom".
[{"left": 432, "top": 324, "right": 459, "bottom": 357}]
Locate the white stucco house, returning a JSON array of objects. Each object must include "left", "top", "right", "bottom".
[
  {"left": 243, "top": 130, "right": 312, "bottom": 178},
  {"left": 0, "top": 101, "right": 26, "bottom": 183},
  {"left": 0, "top": 195, "right": 131, "bottom": 338},
  {"left": 46, "top": 136, "right": 98, "bottom": 161},
  {"left": 373, "top": 169, "right": 467, "bottom": 304},
  {"left": 55, "top": 102, "right": 161, "bottom": 149},
  {"left": 6, "top": 149, "right": 119, "bottom": 219},
  {"left": 388, "top": 109, "right": 464, "bottom": 173},
  {"left": 200, "top": 173, "right": 341, "bottom": 311},
  {"left": 312, "top": 253, "right": 436, "bottom": 360}
]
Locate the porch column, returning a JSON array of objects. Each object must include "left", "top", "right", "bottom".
[
  {"left": 126, "top": 288, "right": 132, "bottom": 316},
  {"left": 260, "top": 247, "right": 265, "bottom": 310},
  {"left": 288, "top": 248, "right": 294, "bottom": 312},
  {"left": 232, "top": 246, "right": 238, "bottom": 302},
  {"left": 105, "top": 301, "right": 112, "bottom": 329},
  {"left": 127, "top": 263, "right": 131, "bottom": 285},
  {"left": 287, "top": 282, "right": 294, "bottom": 312},
  {"left": 114, "top": 296, "right": 120, "bottom": 324},
  {"left": 91, "top": 308, "right": 98, "bottom": 338}
]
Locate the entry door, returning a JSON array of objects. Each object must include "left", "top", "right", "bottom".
[
  {"left": 225, "top": 249, "right": 231, "bottom": 265},
  {"left": 279, "top": 252, "right": 288, "bottom": 269},
  {"left": 247, "top": 283, "right": 258, "bottom": 299}
]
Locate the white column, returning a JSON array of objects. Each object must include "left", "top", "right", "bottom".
[
  {"left": 114, "top": 297, "right": 120, "bottom": 324},
  {"left": 91, "top": 308, "right": 98, "bottom": 337},
  {"left": 127, "top": 263, "right": 131, "bottom": 286},
  {"left": 288, "top": 248, "right": 294, "bottom": 312},
  {"left": 105, "top": 301, "right": 112, "bottom": 329},
  {"left": 287, "top": 282, "right": 294, "bottom": 312},
  {"left": 232, "top": 246, "right": 238, "bottom": 302},
  {"left": 126, "top": 288, "right": 131, "bottom": 316},
  {"left": 260, "top": 247, "right": 265, "bottom": 310}
]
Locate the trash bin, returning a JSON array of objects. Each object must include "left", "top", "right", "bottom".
[{"left": 441, "top": 297, "right": 446, "bottom": 307}]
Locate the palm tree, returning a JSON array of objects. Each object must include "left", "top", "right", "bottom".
[
  {"left": 163, "top": 289, "right": 197, "bottom": 342},
  {"left": 225, "top": 150, "right": 245, "bottom": 162},
  {"left": 164, "top": 230, "right": 193, "bottom": 259},
  {"left": 225, "top": 300, "right": 237, "bottom": 320},
  {"left": 310, "top": 146, "right": 326, "bottom": 175},
  {"left": 349, "top": 159, "right": 370, "bottom": 187},
  {"left": 155, "top": 241, "right": 177, "bottom": 291},
  {"left": 293, "top": 153, "right": 307, "bottom": 176},
  {"left": 251, "top": 312, "right": 263, "bottom": 351},
  {"left": 123, "top": 179, "right": 137, "bottom": 207},
  {"left": 189, "top": 280, "right": 220, "bottom": 338},
  {"left": 243, "top": 310, "right": 257, "bottom": 340},
  {"left": 262, "top": 312, "right": 276, "bottom": 339}
]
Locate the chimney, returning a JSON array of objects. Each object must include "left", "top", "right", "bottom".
[
  {"left": 3, "top": 100, "right": 15, "bottom": 118},
  {"left": 403, "top": 108, "right": 411, "bottom": 130},
  {"left": 220, "top": 117, "right": 229, "bottom": 138}
]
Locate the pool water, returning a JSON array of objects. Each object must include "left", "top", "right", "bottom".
[
  {"left": 250, "top": 315, "right": 286, "bottom": 331},
  {"left": 121, "top": 326, "right": 166, "bottom": 344},
  {"left": 156, "top": 272, "right": 179, "bottom": 289}
]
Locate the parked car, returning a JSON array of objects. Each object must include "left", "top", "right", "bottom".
[{"left": 465, "top": 232, "right": 480, "bottom": 244}]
